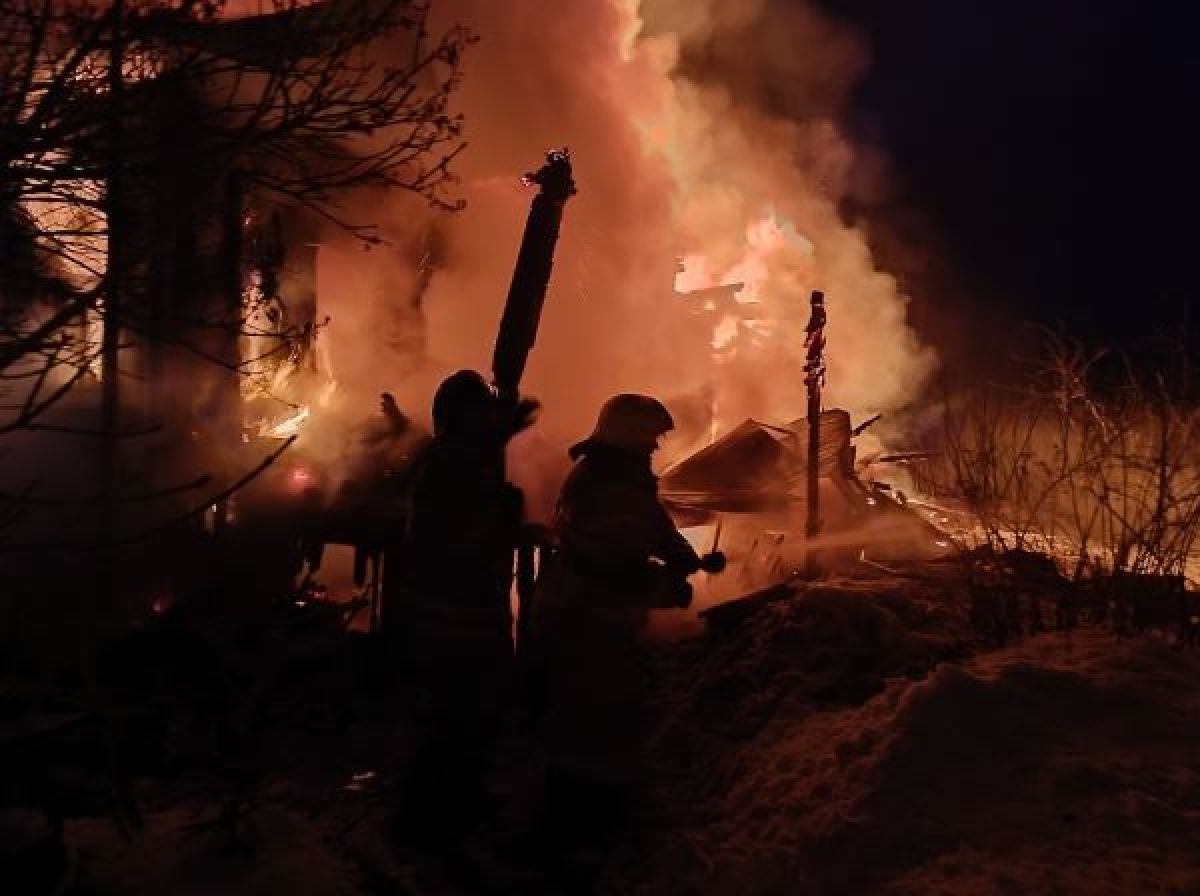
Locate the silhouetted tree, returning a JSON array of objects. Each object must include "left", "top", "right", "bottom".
[{"left": 0, "top": 0, "right": 474, "bottom": 677}]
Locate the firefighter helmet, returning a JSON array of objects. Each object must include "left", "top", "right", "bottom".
[
  {"left": 586, "top": 393, "right": 674, "bottom": 453},
  {"left": 432, "top": 369, "right": 496, "bottom": 437}
]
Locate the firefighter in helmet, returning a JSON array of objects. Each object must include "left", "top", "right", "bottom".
[
  {"left": 390, "top": 369, "right": 536, "bottom": 844},
  {"left": 530, "top": 393, "right": 724, "bottom": 839}
]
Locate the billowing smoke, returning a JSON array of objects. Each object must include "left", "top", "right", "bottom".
[{"left": 311, "top": 0, "right": 936, "bottom": 497}]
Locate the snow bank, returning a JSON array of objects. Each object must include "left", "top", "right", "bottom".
[{"left": 629, "top": 613, "right": 1200, "bottom": 895}]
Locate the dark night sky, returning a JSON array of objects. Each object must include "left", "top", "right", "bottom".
[{"left": 817, "top": 0, "right": 1200, "bottom": 363}]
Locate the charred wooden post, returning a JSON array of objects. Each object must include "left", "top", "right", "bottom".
[
  {"left": 491, "top": 148, "right": 576, "bottom": 405},
  {"left": 490, "top": 149, "right": 575, "bottom": 652},
  {"left": 804, "top": 289, "right": 826, "bottom": 576}
]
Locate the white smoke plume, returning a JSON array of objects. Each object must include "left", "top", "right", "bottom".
[{"left": 311, "top": 0, "right": 937, "bottom": 499}]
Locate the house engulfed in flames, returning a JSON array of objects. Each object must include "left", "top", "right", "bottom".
[{"left": 7, "top": 5, "right": 380, "bottom": 471}]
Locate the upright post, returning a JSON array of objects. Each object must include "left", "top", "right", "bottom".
[
  {"left": 491, "top": 149, "right": 576, "bottom": 406},
  {"left": 803, "top": 290, "right": 826, "bottom": 576},
  {"left": 490, "top": 149, "right": 575, "bottom": 655}
]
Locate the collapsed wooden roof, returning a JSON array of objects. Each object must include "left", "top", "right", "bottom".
[{"left": 660, "top": 410, "right": 863, "bottom": 515}]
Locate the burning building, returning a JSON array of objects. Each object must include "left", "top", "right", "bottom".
[
  {"left": 3, "top": 0, "right": 943, "bottom": 618},
  {"left": 0, "top": 0, "right": 469, "bottom": 620}
]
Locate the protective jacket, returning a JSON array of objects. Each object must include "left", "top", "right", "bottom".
[
  {"left": 554, "top": 439, "right": 699, "bottom": 603},
  {"left": 386, "top": 429, "right": 522, "bottom": 842},
  {"left": 531, "top": 439, "right": 698, "bottom": 780},
  {"left": 386, "top": 437, "right": 520, "bottom": 659}
]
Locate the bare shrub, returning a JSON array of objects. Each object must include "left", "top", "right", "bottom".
[{"left": 917, "top": 333, "right": 1200, "bottom": 587}]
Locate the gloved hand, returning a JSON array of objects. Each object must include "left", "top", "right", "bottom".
[
  {"left": 380, "top": 392, "right": 408, "bottom": 431},
  {"left": 510, "top": 396, "right": 541, "bottom": 436},
  {"left": 698, "top": 551, "right": 727, "bottom": 574}
]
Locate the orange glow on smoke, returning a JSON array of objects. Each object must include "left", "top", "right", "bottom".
[{"left": 266, "top": 1, "right": 938, "bottom": 462}]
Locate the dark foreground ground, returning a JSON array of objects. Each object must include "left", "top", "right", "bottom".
[{"left": 46, "top": 579, "right": 1200, "bottom": 895}]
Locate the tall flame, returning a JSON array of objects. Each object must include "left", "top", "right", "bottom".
[{"left": 301, "top": 0, "right": 937, "bottom": 462}]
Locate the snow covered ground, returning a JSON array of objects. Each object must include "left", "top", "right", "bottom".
[
  {"left": 628, "top": 605, "right": 1200, "bottom": 895},
  {"left": 63, "top": 582, "right": 1200, "bottom": 895}
]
